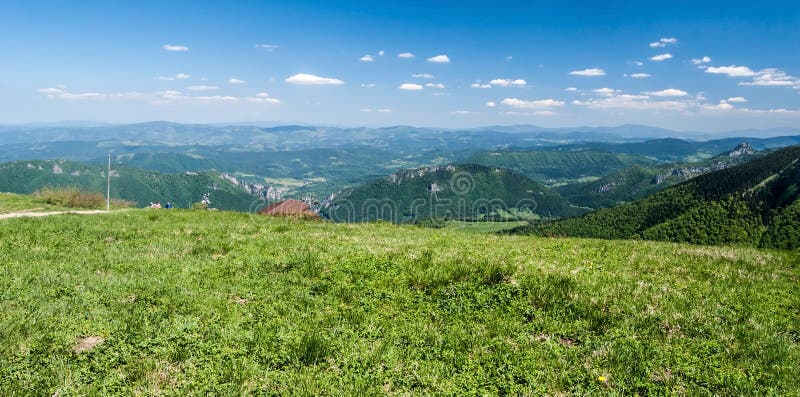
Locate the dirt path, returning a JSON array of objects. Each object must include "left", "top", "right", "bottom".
[{"left": 0, "top": 210, "right": 110, "bottom": 220}]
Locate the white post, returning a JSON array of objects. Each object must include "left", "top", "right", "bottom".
[{"left": 106, "top": 152, "right": 111, "bottom": 212}]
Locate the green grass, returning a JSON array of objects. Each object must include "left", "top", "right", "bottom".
[
  {"left": 0, "top": 209, "right": 798, "bottom": 395},
  {"left": 262, "top": 177, "right": 308, "bottom": 187},
  {"left": 0, "top": 192, "right": 68, "bottom": 214},
  {"left": 443, "top": 220, "right": 528, "bottom": 233}
]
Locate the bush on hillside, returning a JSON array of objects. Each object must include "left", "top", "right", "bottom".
[
  {"left": 110, "top": 198, "right": 137, "bottom": 208},
  {"left": 34, "top": 187, "right": 105, "bottom": 209}
]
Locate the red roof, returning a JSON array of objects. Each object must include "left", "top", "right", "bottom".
[{"left": 258, "top": 199, "right": 317, "bottom": 217}]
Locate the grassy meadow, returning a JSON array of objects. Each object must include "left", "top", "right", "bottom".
[
  {"left": 0, "top": 192, "right": 71, "bottom": 214},
  {"left": 0, "top": 209, "right": 798, "bottom": 395}
]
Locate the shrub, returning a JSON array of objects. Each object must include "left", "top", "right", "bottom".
[
  {"left": 110, "top": 199, "right": 136, "bottom": 208},
  {"left": 34, "top": 187, "right": 105, "bottom": 209}
]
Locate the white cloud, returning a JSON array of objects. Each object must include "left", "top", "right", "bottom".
[
  {"left": 399, "top": 83, "right": 424, "bottom": 91},
  {"left": 705, "top": 65, "right": 757, "bottom": 77},
  {"left": 500, "top": 98, "right": 565, "bottom": 109},
  {"left": 378, "top": 50, "right": 385, "bottom": 56},
  {"left": 634, "top": 61, "right": 644, "bottom": 66},
  {"left": 425, "top": 83, "right": 445, "bottom": 89},
  {"left": 506, "top": 55, "right": 513, "bottom": 60},
  {"left": 703, "top": 100, "right": 734, "bottom": 111},
  {"left": 255, "top": 44, "right": 279, "bottom": 52},
  {"left": 427, "top": 54, "right": 450, "bottom": 63},
  {"left": 193, "top": 95, "right": 237, "bottom": 103},
  {"left": 228, "top": 78, "right": 245, "bottom": 84},
  {"left": 739, "top": 68, "right": 799, "bottom": 87},
  {"left": 162, "top": 44, "right": 189, "bottom": 52},
  {"left": 39, "top": 87, "right": 145, "bottom": 101},
  {"left": 39, "top": 88, "right": 100, "bottom": 99},
  {"left": 573, "top": 94, "right": 691, "bottom": 111},
  {"left": 377, "top": 108, "right": 391, "bottom": 113},
  {"left": 592, "top": 87, "right": 619, "bottom": 96},
  {"left": 361, "top": 83, "right": 377, "bottom": 88},
  {"left": 734, "top": 108, "right": 800, "bottom": 115},
  {"left": 564, "top": 87, "right": 578, "bottom": 92},
  {"left": 285, "top": 73, "right": 345, "bottom": 85},
  {"left": 650, "top": 37, "right": 678, "bottom": 48},
  {"left": 629, "top": 73, "right": 651, "bottom": 78},
  {"left": 158, "top": 73, "right": 190, "bottom": 81},
  {"left": 187, "top": 85, "right": 219, "bottom": 91},
  {"left": 38, "top": 87, "right": 65, "bottom": 95},
  {"left": 359, "top": 108, "right": 373, "bottom": 112},
  {"left": 360, "top": 54, "right": 375, "bottom": 62},
  {"left": 569, "top": 68, "right": 606, "bottom": 76},
  {"left": 471, "top": 82, "right": 491, "bottom": 89},
  {"left": 360, "top": 107, "right": 391, "bottom": 113},
  {"left": 534, "top": 110, "right": 556, "bottom": 116},
  {"left": 398, "top": 52, "right": 415, "bottom": 59},
  {"left": 41, "top": 87, "right": 281, "bottom": 105},
  {"left": 727, "top": 96, "right": 747, "bottom": 103},
  {"left": 486, "top": 101, "right": 496, "bottom": 107},
  {"left": 246, "top": 93, "right": 280, "bottom": 104},
  {"left": 450, "top": 110, "right": 473, "bottom": 115},
  {"left": 650, "top": 53, "right": 673, "bottom": 62},
  {"left": 412, "top": 73, "right": 434, "bottom": 79},
  {"left": 705, "top": 66, "right": 800, "bottom": 88},
  {"left": 157, "top": 90, "right": 184, "bottom": 99},
  {"left": 489, "top": 78, "right": 527, "bottom": 87},
  {"left": 645, "top": 88, "right": 688, "bottom": 97},
  {"left": 691, "top": 56, "right": 712, "bottom": 65}
]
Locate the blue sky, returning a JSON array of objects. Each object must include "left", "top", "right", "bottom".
[{"left": 0, "top": 0, "right": 798, "bottom": 131}]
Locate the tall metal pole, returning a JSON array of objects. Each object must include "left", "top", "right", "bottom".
[{"left": 106, "top": 152, "right": 111, "bottom": 212}]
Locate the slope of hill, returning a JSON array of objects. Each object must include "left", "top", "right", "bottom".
[
  {"left": 324, "top": 164, "right": 585, "bottom": 222},
  {"left": 0, "top": 160, "right": 258, "bottom": 210},
  {"left": 515, "top": 145, "right": 800, "bottom": 249},
  {"left": 465, "top": 149, "right": 657, "bottom": 183},
  {"left": 1, "top": 209, "right": 798, "bottom": 394},
  {"left": 557, "top": 143, "right": 761, "bottom": 209}
]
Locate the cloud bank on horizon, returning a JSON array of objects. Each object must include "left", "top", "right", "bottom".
[{"left": 1, "top": 1, "right": 799, "bottom": 131}]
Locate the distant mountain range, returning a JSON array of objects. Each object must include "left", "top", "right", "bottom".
[
  {"left": 1, "top": 121, "right": 797, "bottom": 149},
  {"left": 2, "top": 122, "right": 800, "bottom": 230}
]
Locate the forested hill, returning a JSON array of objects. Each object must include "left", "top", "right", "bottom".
[
  {"left": 0, "top": 160, "right": 258, "bottom": 210},
  {"left": 556, "top": 143, "right": 761, "bottom": 209},
  {"left": 465, "top": 149, "right": 656, "bottom": 183},
  {"left": 323, "top": 164, "right": 586, "bottom": 223},
  {"left": 512, "top": 145, "right": 800, "bottom": 249}
]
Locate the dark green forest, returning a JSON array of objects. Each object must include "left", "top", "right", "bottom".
[{"left": 513, "top": 145, "right": 800, "bottom": 249}]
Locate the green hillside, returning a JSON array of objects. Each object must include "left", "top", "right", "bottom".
[
  {"left": 466, "top": 149, "right": 657, "bottom": 183},
  {"left": 515, "top": 145, "right": 800, "bottom": 249},
  {"left": 324, "top": 164, "right": 585, "bottom": 222},
  {"left": 557, "top": 143, "right": 761, "bottom": 209},
  {"left": 0, "top": 209, "right": 798, "bottom": 394},
  {"left": 0, "top": 160, "right": 257, "bottom": 211}
]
